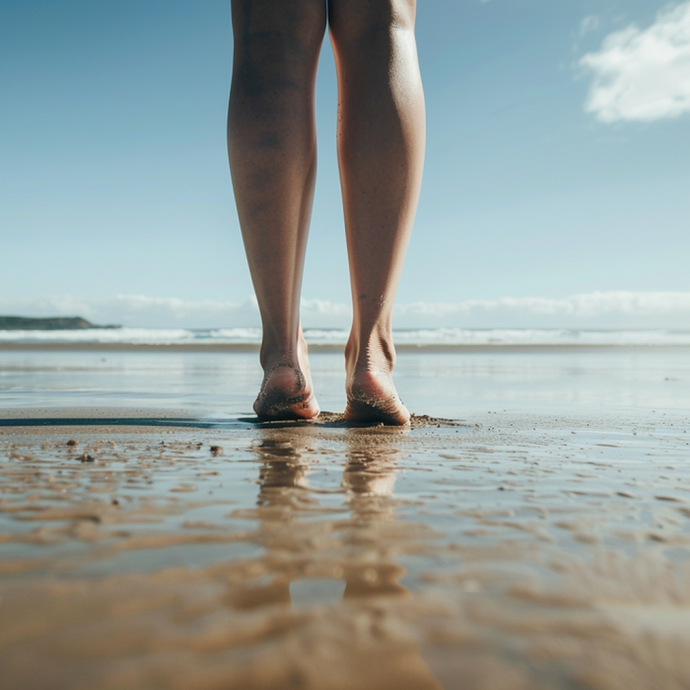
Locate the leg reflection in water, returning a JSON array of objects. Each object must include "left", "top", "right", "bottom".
[
  {"left": 257, "top": 437, "right": 310, "bottom": 496},
  {"left": 340, "top": 434, "right": 408, "bottom": 600},
  {"left": 245, "top": 429, "right": 442, "bottom": 689}
]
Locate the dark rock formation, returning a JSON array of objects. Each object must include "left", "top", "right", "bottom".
[{"left": 0, "top": 316, "right": 119, "bottom": 330}]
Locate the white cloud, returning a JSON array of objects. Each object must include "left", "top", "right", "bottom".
[
  {"left": 580, "top": 15, "right": 600, "bottom": 37},
  {"left": 391, "top": 292, "right": 690, "bottom": 331},
  {"left": 2, "top": 292, "right": 690, "bottom": 329},
  {"left": 580, "top": 2, "right": 690, "bottom": 122},
  {"left": 0, "top": 295, "right": 261, "bottom": 329},
  {"left": 300, "top": 299, "right": 350, "bottom": 316}
]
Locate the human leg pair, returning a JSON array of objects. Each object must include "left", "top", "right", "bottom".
[{"left": 227, "top": 0, "right": 425, "bottom": 425}]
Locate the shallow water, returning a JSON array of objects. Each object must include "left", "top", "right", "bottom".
[
  {"left": 1, "top": 349, "right": 690, "bottom": 689},
  {"left": 2, "top": 348, "right": 690, "bottom": 416}
]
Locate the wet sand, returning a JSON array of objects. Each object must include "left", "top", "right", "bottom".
[{"left": 2, "top": 405, "right": 690, "bottom": 690}]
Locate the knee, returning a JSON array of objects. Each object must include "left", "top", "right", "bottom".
[
  {"left": 232, "top": 0, "right": 325, "bottom": 88},
  {"left": 329, "top": 0, "right": 416, "bottom": 48}
]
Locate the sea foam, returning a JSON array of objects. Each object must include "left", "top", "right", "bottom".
[{"left": 1, "top": 327, "right": 690, "bottom": 346}]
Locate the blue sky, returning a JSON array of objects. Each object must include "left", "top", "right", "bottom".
[{"left": 1, "top": 0, "right": 689, "bottom": 328}]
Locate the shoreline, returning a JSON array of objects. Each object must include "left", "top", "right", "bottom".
[{"left": 2, "top": 342, "right": 690, "bottom": 353}]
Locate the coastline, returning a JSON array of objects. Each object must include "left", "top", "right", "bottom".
[{"left": 2, "top": 341, "right": 690, "bottom": 353}]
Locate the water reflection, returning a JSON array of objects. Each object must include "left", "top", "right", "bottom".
[
  {"left": 256, "top": 437, "right": 310, "bottom": 494},
  {"left": 343, "top": 439, "right": 398, "bottom": 497},
  {"left": 250, "top": 428, "right": 442, "bottom": 689}
]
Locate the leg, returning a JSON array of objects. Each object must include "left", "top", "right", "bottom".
[
  {"left": 328, "top": 0, "right": 425, "bottom": 425},
  {"left": 228, "top": 0, "right": 326, "bottom": 420}
]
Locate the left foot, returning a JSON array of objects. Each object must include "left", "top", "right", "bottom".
[{"left": 254, "top": 333, "right": 320, "bottom": 421}]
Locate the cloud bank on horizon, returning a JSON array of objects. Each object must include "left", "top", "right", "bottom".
[
  {"left": 580, "top": 2, "right": 690, "bottom": 122},
  {"left": 2, "top": 292, "right": 690, "bottom": 330}
]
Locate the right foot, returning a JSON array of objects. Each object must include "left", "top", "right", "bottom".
[
  {"left": 344, "top": 334, "right": 410, "bottom": 426},
  {"left": 345, "top": 369, "right": 410, "bottom": 426},
  {"left": 254, "top": 337, "right": 319, "bottom": 421}
]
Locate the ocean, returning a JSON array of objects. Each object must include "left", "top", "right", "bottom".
[{"left": 1, "top": 327, "right": 690, "bottom": 346}]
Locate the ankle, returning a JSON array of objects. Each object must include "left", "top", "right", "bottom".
[
  {"left": 260, "top": 347, "right": 297, "bottom": 372},
  {"left": 259, "top": 331, "right": 308, "bottom": 371},
  {"left": 345, "top": 327, "right": 396, "bottom": 374}
]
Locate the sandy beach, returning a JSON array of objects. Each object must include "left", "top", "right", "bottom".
[
  {"left": 1, "top": 347, "right": 690, "bottom": 689},
  {"left": 3, "top": 0, "right": 689, "bottom": 685}
]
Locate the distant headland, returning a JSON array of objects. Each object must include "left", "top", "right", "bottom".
[{"left": 0, "top": 316, "right": 120, "bottom": 331}]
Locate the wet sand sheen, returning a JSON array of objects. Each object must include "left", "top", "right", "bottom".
[
  {"left": 1, "top": 408, "right": 690, "bottom": 689},
  {"left": 0, "top": 411, "right": 464, "bottom": 430}
]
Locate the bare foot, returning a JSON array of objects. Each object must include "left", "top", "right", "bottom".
[
  {"left": 344, "top": 369, "right": 410, "bottom": 426},
  {"left": 254, "top": 337, "right": 319, "bottom": 421}
]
